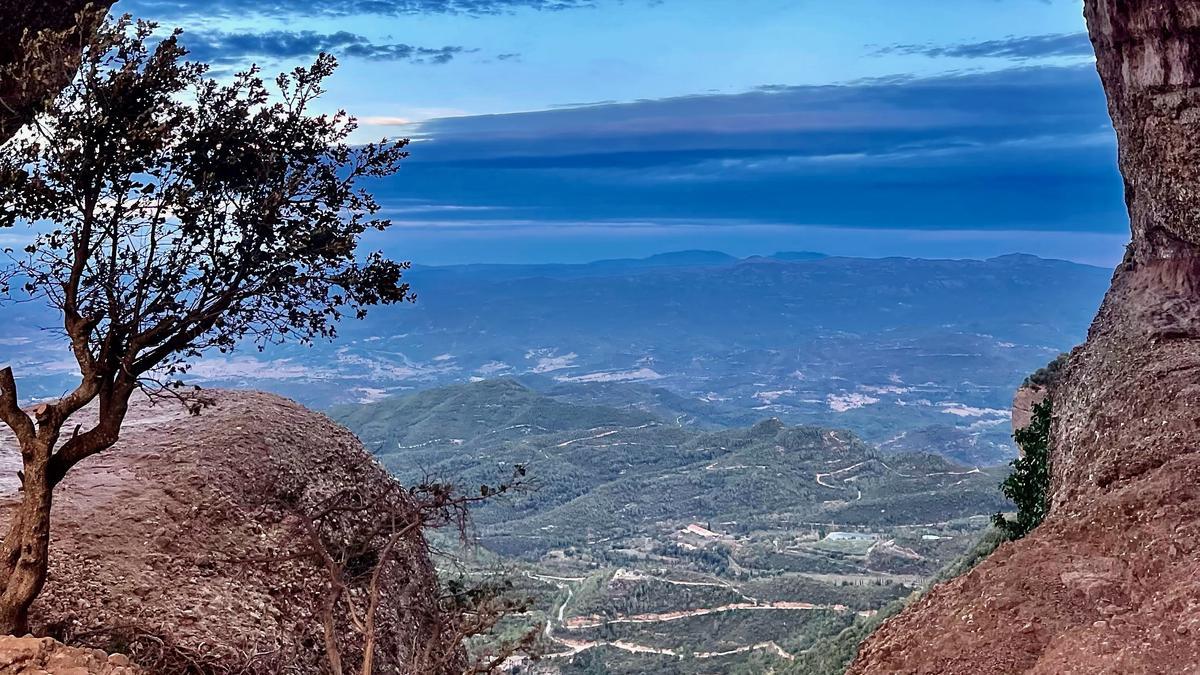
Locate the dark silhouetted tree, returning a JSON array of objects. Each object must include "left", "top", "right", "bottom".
[{"left": 0, "top": 1, "right": 116, "bottom": 141}]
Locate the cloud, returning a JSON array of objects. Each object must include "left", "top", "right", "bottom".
[
  {"left": 410, "top": 65, "right": 1111, "bottom": 163},
  {"left": 365, "top": 64, "right": 1126, "bottom": 235},
  {"left": 360, "top": 115, "right": 416, "bottom": 126},
  {"left": 123, "top": 0, "right": 598, "bottom": 19},
  {"left": 877, "top": 33, "right": 1094, "bottom": 61},
  {"left": 181, "top": 29, "right": 472, "bottom": 65},
  {"left": 555, "top": 367, "right": 664, "bottom": 383},
  {"left": 526, "top": 349, "right": 578, "bottom": 373}
]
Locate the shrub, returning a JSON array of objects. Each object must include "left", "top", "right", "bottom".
[
  {"left": 994, "top": 399, "right": 1053, "bottom": 539},
  {"left": 1023, "top": 353, "right": 1068, "bottom": 388}
]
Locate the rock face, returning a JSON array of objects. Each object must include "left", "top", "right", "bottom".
[
  {"left": 0, "top": 391, "right": 460, "bottom": 674},
  {"left": 0, "top": 1, "right": 115, "bottom": 141},
  {"left": 851, "top": 2, "right": 1200, "bottom": 673},
  {"left": 1010, "top": 384, "right": 1046, "bottom": 438},
  {"left": 0, "top": 636, "right": 141, "bottom": 674}
]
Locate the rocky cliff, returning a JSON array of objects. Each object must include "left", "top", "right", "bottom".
[
  {"left": 1010, "top": 384, "right": 1046, "bottom": 439},
  {"left": 851, "top": 2, "right": 1200, "bottom": 673},
  {"left": 0, "top": 1, "right": 115, "bottom": 141},
  {"left": 0, "top": 390, "right": 460, "bottom": 674}
]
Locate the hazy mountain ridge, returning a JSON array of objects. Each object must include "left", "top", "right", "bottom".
[
  {"left": 5, "top": 252, "right": 1110, "bottom": 465},
  {"left": 333, "top": 252, "right": 1109, "bottom": 466}
]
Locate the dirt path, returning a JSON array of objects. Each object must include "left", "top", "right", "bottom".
[
  {"left": 563, "top": 600, "right": 862, "bottom": 630},
  {"left": 815, "top": 460, "right": 869, "bottom": 500},
  {"left": 535, "top": 570, "right": 870, "bottom": 663},
  {"left": 543, "top": 636, "right": 796, "bottom": 662},
  {"left": 815, "top": 458, "right": 983, "bottom": 499},
  {"left": 555, "top": 428, "right": 621, "bottom": 448}
]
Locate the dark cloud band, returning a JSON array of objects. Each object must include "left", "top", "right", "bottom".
[
  {"left": 412, "top": 65, "right": 1112, "bottom": 164},
  {"left": 121, "top": 0, "right": 596, "bottom": 19},
  {"left": 368, "top": 64, "right": 1126, "bottom": 234},
  {"left": 181, "top": 29, "right": 472, "bottom": 65},
  {"left": 877, "top": 33, "right": 1094, "bottom": 60}
]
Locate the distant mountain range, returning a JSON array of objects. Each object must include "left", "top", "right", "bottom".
[{"left": 2, "top": 251, "right": 1112, "bottom": 464}]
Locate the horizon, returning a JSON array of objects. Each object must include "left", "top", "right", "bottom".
[
  {"left": 409, "top": 247, "right": 1115, "bottom": 269},
  {"left": 0, "top": 5, "right": 1194, "bottom": 673}
]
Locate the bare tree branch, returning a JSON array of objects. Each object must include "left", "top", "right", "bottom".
[{"left": 0, "top": 368, "right": 34, "bottom": 448}]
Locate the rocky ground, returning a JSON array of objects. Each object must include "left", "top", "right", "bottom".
[
  {"left": 0, "top": 636, "right": 141, "bottom": 674},
  {"left": 0, "top": 390, "right": 458, "bottom": 674}
]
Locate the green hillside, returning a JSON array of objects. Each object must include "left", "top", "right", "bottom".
[
  {"left": 336, "top": 379, "right": 1010, "bottom": 673},
  {"left": 335, "top": 378, "right": 658, "bottom": 453}
]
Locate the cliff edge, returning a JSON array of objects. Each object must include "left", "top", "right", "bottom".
[{"left": 850, "top": 3, "right": 1200, "bottom": 672}]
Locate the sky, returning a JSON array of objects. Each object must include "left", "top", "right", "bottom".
[{"left": 117, "top": 0, "right": 1128, "bottom": 266}]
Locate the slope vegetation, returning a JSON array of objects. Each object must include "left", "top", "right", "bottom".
[{"left": 338, "top": 379, "right": 1010, "bottom": 672}]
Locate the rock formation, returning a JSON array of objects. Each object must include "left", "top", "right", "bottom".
[
  {"left": 0, "top": 636, "right": 141, "bottom": 674},
  {"left": 851, "top": 2, "right": 1200, "bottom": 673},
  {"left": 0, "top": 391, "right": 462, "bottom": 674},
  {"left": 1009, "top": 384, "right": 1046, "bottom": 438},
  {"left": 0, "top": 1, "right": 114, "bottom": 142}
]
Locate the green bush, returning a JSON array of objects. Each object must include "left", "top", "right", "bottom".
[
  {"left": 1023, "top": 353, "right": 1068, "bottom": 388},
  {"left": 994, "top": 399, "right": 1053, "bottom": 539}
]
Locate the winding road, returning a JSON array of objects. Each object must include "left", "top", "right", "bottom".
[{"left": 524, "top": 570, "right": 871, "bottom": 663}]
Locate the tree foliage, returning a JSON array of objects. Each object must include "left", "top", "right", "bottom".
[
  {"left": 994, "top": 399, "right": 1053, "bottom": 539},
  {"left": 1, "top": 17, "right": 413, "bottom": 383},
  {"left": 1023, "top": 353, "right": 1068, "bottom": 389}
]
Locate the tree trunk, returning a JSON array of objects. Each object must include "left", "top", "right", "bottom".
[{"left": 0, "top": 444, "right": 53, "bottom": 636}]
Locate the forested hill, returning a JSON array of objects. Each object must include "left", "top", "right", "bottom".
[
  {"left": 337, "top": 379, "right": 1007, "bottom": 557},
  {"left": 334, "top": 378, "right": 1010, "bottom": 672}
]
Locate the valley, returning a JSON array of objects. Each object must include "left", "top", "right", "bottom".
[
  {"left": 0, "top": 251, "right": 1104, "bottom": 672},
  {"left": 337, "top": 379, "right": 1010, "bottom": 673},
  {"left": 2, "top": 252, "right": 1106, "bottom": 468}
]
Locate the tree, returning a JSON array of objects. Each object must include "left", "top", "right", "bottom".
[
  {"left": 282, "top": 466, "right": 534, "bottom": 675},
  {"left": 0, "top": 15, "right": 413, "bottom": 634},
  {"left": 993, "top": 399, "right": 1052, "bottom": 540}
]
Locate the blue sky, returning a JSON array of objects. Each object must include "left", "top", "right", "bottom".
[{"left": 119, "top": 0, "right": 1127, "bottom": 266}]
